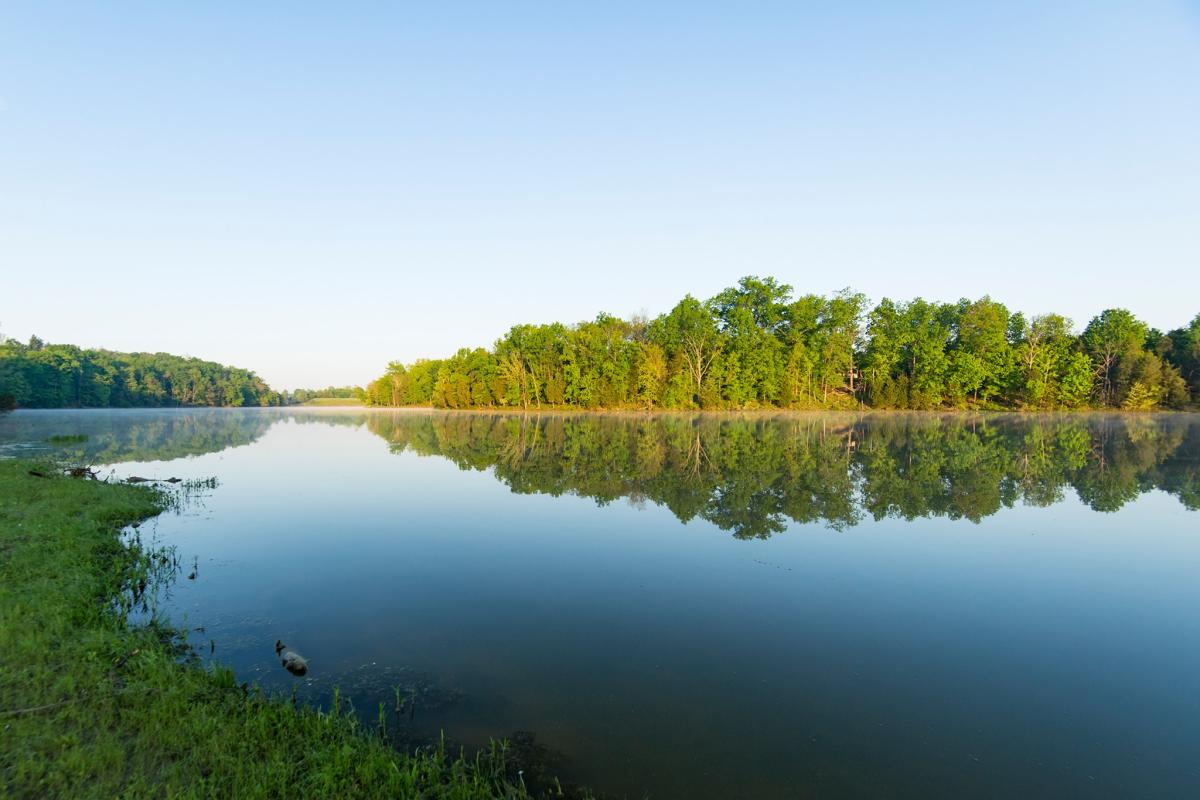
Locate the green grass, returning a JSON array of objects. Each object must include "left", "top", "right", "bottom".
[
  {"left": 0, "top": 460, "right": 555, "bottom": 800},
  {"left": 301, "top": 397, "right": 364, "bottom": 406}
]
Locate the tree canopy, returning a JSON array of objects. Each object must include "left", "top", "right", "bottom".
[
  {"left": 287, "top": 386, "right": 365, "bottom": 404},
  {"left": 364, "top": 277, "right": 1197, "bottom": 412},
  {"left": 0, "top": 337, "right": 282, "bottom": 408}
]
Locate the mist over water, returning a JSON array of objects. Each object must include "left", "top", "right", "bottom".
[{"left": 4, "top": 408, "right": 1199, "bottom": 798}]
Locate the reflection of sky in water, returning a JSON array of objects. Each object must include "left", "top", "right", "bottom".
[{"left": 3, "top": 409, "right": 1199, "bottom": 799}]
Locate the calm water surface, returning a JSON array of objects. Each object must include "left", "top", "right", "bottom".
[{"left": 3, "top": 409, "right": 1199, "bottom": 799}]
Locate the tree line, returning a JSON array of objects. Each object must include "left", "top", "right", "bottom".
[
  {"left": 286, "top": 386, "right": 365, "bottom": 404},
  {"left": 364, "top": 277, "right": 1200, "bottom": 411},
  {"left": 0, "top": 336, "right": 283, "bottom": 408}
]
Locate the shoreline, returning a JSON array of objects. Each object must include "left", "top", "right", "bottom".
[
  {"left": 5, "top": 404, "right": 1199, "bottom": 418},
  {"left": 323, "top": 405, "right": 1200, "bottom": 418},
  {"left": 0, "top": 460, "right": 570, "bottom": 799}
]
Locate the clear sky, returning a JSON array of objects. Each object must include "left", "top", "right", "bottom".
[{"left": 2, "top": 1, "right": 1198, "bottom": 389}]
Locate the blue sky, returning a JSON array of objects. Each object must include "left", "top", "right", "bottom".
[{"left": 2, "top": 1, "right": 1198, "bottom": 388}]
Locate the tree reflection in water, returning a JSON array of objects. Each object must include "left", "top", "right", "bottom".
[
  {"left": 366, "top": 412, "right": 1200, "bottom": 539},
  {"left": 6, "top": 408, "right": 1195, "bottom": 540}
]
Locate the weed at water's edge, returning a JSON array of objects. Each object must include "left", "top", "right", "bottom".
[{"left": 0, "top": 459, "right": 589, "bottom": 799}]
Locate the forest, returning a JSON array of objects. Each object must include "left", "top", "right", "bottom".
[
  {"left": 364, "top": 277, "right": 1200, "bottom": 412},
  {"left": 0, "top": 336, "right": 282, "bottom": 408},
  {"left": 286, "top": 386, "right": 365, "bottom": 404}
]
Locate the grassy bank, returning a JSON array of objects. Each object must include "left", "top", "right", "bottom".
[{"left": 0, "top": 460, "right": 544, "bottom": 799}]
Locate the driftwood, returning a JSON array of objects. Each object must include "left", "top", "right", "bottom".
[
  {"left": 27, "top": 468, "right": 186, "bottom": 484},
  {"left": 27, "top": 466, "right": 99, "bottom": 480}
]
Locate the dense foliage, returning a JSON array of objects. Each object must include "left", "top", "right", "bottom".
[
  {"left": 0, "top": 336, "right": 282, "bottom": 408},
  {"left": 364, "top": 277, "right": 1200, "bottom": 411},
  {"left": 287, "top": 385, "right": 365, "bottom": 404}
]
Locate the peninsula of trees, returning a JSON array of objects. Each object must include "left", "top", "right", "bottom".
[
  {"left": 0, "top": 337, "right": 282, "bottom": 408},
  {"left": 287, "top": 386, "right": 365, "bottom": 404},
  {"left": 364, "top": 277, "right": 1200, "bottom": 412}
]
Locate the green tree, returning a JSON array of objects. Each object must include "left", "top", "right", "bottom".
[
  {"left": 947, "top": 351, "right": 987, "bottom": 405},
  {"left": 636, "top": 343, "right": 667, "bottom": 409},
  {"left": 1058, "top": 352, "right": 1094, "bottom": 408},
  {"left": 1013, "top": 314, "right": 1077, "bottom": 408},
  {"left": 902, "top": 299, "right": 953, "bottom": 408},
  {"left": 650, "top": 295, "right": 721, "bottom": 408},
  {"left": 863, "top": 298, "right": 906, "bottom": 407},
  {"left": 357, "top": 281, "right": 1198, "bottom": 412},
  {"left": 0, "top": 339, "right": 280, "bottom": 408},
  {"left": 1082, "top": 309, "right": 1148, "bottom": 406},
  {"left": 952, "top": 297, "right": 1014, "bottom": 402},
  {"left": 816, "top": 289, "right": 868, "bottom": 404}
]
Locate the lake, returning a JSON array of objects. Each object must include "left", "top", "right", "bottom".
[{"left": 2, "top": 409, "right": 1198, "bottom": 798}]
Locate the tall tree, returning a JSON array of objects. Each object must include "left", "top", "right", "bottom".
[
  {"left": 1082, "top": 309, "right": 1148, "bottom": 406},
  {"left": 651, "top": 295, "right": 721, "bottom": 408},
  {"left": 951, "top": 297, "right": 1014, "bottom": 403}
]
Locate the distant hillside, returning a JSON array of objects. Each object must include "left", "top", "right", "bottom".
[
  {"left": 287, "top": 385, "right": 364, "bottom": 405},
  {"left": 0, "top": 336, "right": 281, "bottom": 408},
  {"left": 300, "top": 397, "right": 363, "bottom": 406}
]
